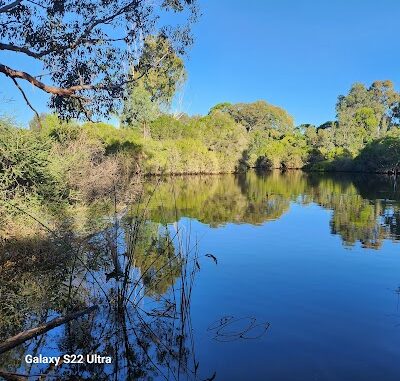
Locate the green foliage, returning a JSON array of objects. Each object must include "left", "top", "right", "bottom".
[
  {"left": 334, "top": 80, "right": 400, "bottom": 154},
  {"left": 121, "top": 84, "right": 160, "bottom": 136},
  {"left": 82, "top": 122, "right": 142, "bottom": 155},
  {"left": 211, "top": 100, "right": 295, "bottom": 134},
  {"left": 121, "top": 34, "right": 187, "bottom": 136},
  {"left": 354, "top": 107, "right": 379, "bottom": 139},
  {"left": 150, "top": 115, "right": 187, "bottom": 140},
  {"left": 354, "top": 133, "right": 400, "bottom": 173},
  {"left": 207, "top": 100, "right": 299, "bottom": 170},
  {"left": 143, "top": 138, "right": 219, "bottom": 174},
  {"left": 144, "top": 110, "right": 248, "bottom": 173},
  {"left": 38, "top": 114, "right": 81, "bottom": 143},
  {"left": 305, "top": 80, "right": 400, "bottom": 171},
  {"left": 0, "top": 122, "right": 62, "bottom": 199},
  {"left": 137, "top": 35, "right": 187, "bottom": 108},
  {"left": 247, "top": 131, "right": 308, "bottom": 169}
]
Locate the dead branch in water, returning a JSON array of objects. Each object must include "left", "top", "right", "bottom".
[
  {"left": 0, "top": 305, "right": 98, "bottom": 354},
  {"left": 0, "top": 370, "right": 28, "bottom": 380}
]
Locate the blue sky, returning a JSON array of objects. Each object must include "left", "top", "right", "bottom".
[{"left": 1, "top": 0, "right": 400, "bottom": 126}]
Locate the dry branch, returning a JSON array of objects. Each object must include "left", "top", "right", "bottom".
[
  {"left": 0, "top": 305, "right": 98, "bottom": 354},
  {"left": 0, "top": 370, "right": 27, "bottom": 381}
]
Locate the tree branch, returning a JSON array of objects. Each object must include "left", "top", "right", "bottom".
[
  {"left": 0, "top": 38, "right": 126, "bottom": 60},
  {"left": 10, "top": 77, "right": 42, "bottom": 129},
  {"left": 0, "top": 0, "right": 22, "bottom": 13},
  {"left": 76, "top": 0, "right": 140, "bottom": 47},
  {"left": 0, "top": 63, "right": 91, "bottom": 96},
  {"left": 0, "top": 42, "right": 45, "bottom": 59},
  {"left": 0, "top": 305, "right": 98, "bottom": 354}
]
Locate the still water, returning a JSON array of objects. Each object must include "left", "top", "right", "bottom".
[{"left": 1, "top": 171, "right": 400, "bottom": 380}]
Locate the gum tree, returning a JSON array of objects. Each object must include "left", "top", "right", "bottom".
[{"left": 0, "top": 0, "right": 197, "bottom": 122}]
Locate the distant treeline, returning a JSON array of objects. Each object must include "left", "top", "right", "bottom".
[{"left": 1, "top": 80, "right": 400, "bottom": 213}]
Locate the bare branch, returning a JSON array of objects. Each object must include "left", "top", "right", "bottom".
[
  {"left": 0, "top": 63, "right": 91, "bottom": 97},
  {"left": 10, "top": 77, "right": 42, "bottom": 129},
  {"left": 0, "top": 305, "right": 98, "bottom": 354}
]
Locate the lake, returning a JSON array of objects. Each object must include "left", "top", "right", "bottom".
[{"left": 1, "top": 170, "right": 400, "bottom": 380}]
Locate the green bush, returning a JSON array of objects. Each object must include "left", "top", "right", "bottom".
[
  {"left": 0, "top": 123, "right": 63, "bottom": 199},
  {"left": 143, "top": 138, "right": 220, "bottom": 174},
  {"left": 247, "top": 132, "right": 309, "bottom": 169},
  {"left": 150, "top": 115, "right": 187, "bottom": 140},
  {"left": 82, "top": 122, "right": 142, "bottom": 156},
  {"left": 354, "top": 135, "right": 400, "bottom": 173},
  {"left": 39, "top": 114, "right": 81, "bottom": 143}
]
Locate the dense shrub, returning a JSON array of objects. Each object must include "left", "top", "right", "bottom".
[
  {"left": 247, "top": 132, "right": 309, "bottom": 169},
  {"left": 82, "top": 122, "right": 143, "bottom": 156},
  {"left": 150, "top": 115, "right": 188, "bottom": 140},
  {"left": 39, "top": 114, "right": 81, "bottom": 143},
  {"left": 0, "top": 122, "right": 63, "bottom": 199},
  {"left": 144, "top": 111, "right": 248, "bottom": 173},
  {"left": 143, "top": 138, "right": 220, "bottom": 174},
  {"left": 354, "top": 134, "right": 400, "bottom": 173}
]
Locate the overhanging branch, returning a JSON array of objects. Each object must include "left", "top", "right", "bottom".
[
  {"left": 10, "top": 77, "right": 42, "bottom": 129},
  {"left": 0, "top": 42, "right": 59, "bottom": 59},
  {"left": 0, "top": 63, "right": 92, "bottom": 97},
  {"left": 0, "top": 0, "right": 22, "bottom": 13}
]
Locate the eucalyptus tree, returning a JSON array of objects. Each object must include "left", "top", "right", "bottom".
[
  {"left": 336, "top": 81, "right": 400, "bottom": 152},
  {"left": 121, "top": 34, "right": 187, "bottom": 136},
  {"left": 136, "top": 34, "right": 187, "bottom": 109},
  {"left": 0, "top": 0, "right": 198, "bottom": 122},
  {"left": 210, "top": 100, "right": 295, "bottom": 134}
]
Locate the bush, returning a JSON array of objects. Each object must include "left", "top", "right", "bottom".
[
  {"left": 0, "top": 123, "right": 63, "bottom": 199},
  {"left": 49, "top": 131, "right": 141, "bottom": 202},
  {"left": 135, "top": 111, "right": 248, "bottom": 174},
  {"left": 143, "top": 138, "right": 220, "bottom": 174},
  {"left": 37, "top": 114, "right": 81, "bottom": 143},
  {"left": 150, "top": 115, "right": 187, "bottom": 140},
  {"left": 247, "top": 132, "right": 309, "bottom": 169},
  {"left": 354, "top": 135, "right": 400, "bottom": 173},
  {"left": 82, "top": 122, "right": 142, "bottom": 156}
]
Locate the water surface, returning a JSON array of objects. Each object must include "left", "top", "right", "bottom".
[
  {"left": 1, "top": 171, "right": 400, "bottom": 380},
  {"left": 145, "top": 171, "right": 400, "bottom": 380}
]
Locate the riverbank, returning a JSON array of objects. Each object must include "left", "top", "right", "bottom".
[{"left": 1, "top": 107, "right": 400, "bottom": 226}]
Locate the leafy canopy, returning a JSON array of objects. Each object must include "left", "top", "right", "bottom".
[
  {"left": 210, "top": 100, "right": 295, "bottom": 134},
  {"left": 0, "top": 0, "right": 197, "bottom": 120}
]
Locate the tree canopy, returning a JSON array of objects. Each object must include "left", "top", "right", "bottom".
[
  {"left": 120, "top": 35, "right": 186, "bottom": 134},
  {"left": 210, "top": 100, "right": 295, "bottom": 134},
  {"left": 335, "top": 81, "right": 400, "bottom": 152},
  {"left": 135, "top": 35, "right": 187, "bottom": 108},
  {"left": 0, "top": 0, "right": 197, "bottom": 120}
]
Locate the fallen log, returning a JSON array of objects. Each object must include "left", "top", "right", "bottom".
[
  {"left": 0, "top": 370, "right": 27, "bottom": 380},
  {"left": 0, "top": 305, "right": 98, "bottom": 355}
]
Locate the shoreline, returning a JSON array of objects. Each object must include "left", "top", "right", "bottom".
[{"left": 142, "top": 167, "right": 399, "bottom": 177}]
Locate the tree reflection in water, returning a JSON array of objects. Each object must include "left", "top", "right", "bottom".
[
  {"left": 143, "top": 171, "right": 400, "bottom": 248},
  {"left": 1, "top": 170, "right": 400, "bottom": 380},
  {"left": 0, "top": 192, "right": 205, "bottom": 380}
]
